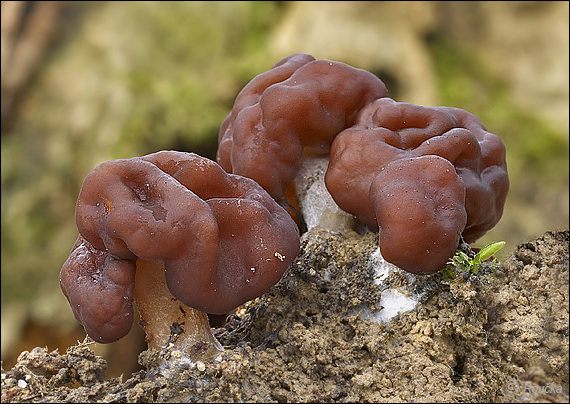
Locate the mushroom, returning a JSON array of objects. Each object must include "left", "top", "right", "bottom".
[
  {"left": 325, "top": 98, "right": 509, "bottom": 273},
  {"left": 217, "top": 52, "right": 388, "bottom": 204},
  {"left": 216, "top": 53, "right": 508, "bottom": 275},
  {"left": 368, "top": 155, "right": 468, "bottom": 274},
  {"left": 59, "top": 151, "right": 300, "bottom": 363}
]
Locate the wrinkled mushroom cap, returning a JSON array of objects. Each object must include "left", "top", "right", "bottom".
[
  {"left": 60, "top": 151, "right": 300, "bottom": 343},
  {"left": 325, "top": 98, "right": 509, "bottom": 272},
  {"left": 370, "top": 155, "right": 467, "bottom": 273},
  {"left": 60, "top": 235, "right": 136, "bottom": 343},
  {"left": 217, "top": 53, "right": 388, "bottom": 201}
]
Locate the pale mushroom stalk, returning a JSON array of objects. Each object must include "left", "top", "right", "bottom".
[
  {"left": 134, "top": 259, "right": 223, "bottom": 363},
  {"left": 60, "top": 151, "right": 300, "bottom": 366},
  {"left": 293, "top": 155, "right": 358, "bottom": 233}
]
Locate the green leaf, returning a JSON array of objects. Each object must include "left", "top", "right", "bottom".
[
  {"left": 476, "top": 241, "right": 506, "bottom": 262},
  {"left": 454, "top": 251, "right": 470, "bottom": 264},
  {"left": 442, "top": 268, "right": 457, "bottom": 280},
  {"left": 471, "top": 263, "right": 479, "bottom": 275}
]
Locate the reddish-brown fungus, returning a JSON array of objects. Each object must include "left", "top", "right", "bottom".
[
  {"left": 60, "top": 151, "right": 300, "bottom": 361},
  {"left": 217, "top": 53, "right": 388, "bottom": 202},
  {"left": 369, "top": 155, "right": 467, "bottom": 274},
  {"left": 217, "top": 55, "right": 509, "bottom": 274},
  {"left": 326, "top": 98, "right": 509, "bottom": 272}
]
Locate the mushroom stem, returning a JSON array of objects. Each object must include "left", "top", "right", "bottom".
[
  {"left": 294, "top": 155, "right": 358, "bottom": 233},
  {"left": 134, "top": 259, "right": 224, "bottom": 363}
]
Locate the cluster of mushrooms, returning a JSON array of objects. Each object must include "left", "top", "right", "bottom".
[{"left": 60, "top": 53, "right": 509, "bottom": 363}]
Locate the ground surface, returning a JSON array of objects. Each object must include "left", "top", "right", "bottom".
[{"left": 1, "top": 229, "right": 568, "bottom": 403}]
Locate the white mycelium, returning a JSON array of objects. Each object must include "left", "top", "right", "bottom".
[{"left": 294, "top": 155, "right": 420, "bottom": 323}]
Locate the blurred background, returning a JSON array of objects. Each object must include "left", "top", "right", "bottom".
[{"left": 2, "top": 1, "right": 568, "bottom": 379}]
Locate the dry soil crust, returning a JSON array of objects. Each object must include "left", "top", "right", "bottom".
[{"left": 1, "top": 229, "right": 568, "bottom": 403}]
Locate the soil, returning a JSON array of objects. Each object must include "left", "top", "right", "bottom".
[{"left": 1, "top": 228, "right": 568, "bottom": 403}]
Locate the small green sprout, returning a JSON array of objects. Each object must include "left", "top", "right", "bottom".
[{"left": 443, "top": 241, "right": 505, "bottom": 280}]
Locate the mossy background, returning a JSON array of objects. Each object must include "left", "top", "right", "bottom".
[{"left": 1, "top": 1, "right": 568, "bottom": 377}]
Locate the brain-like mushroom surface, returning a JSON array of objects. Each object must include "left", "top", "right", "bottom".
[
  {"left": 369, "top": 155, "right": 468, "bottom": 274},
  {"left": 217, "top": 53, "right": 388, "bottom": 202},
  {"left": 60, "top": 151, "right": 300, "bottom": 343},
  {"left": 325, "top": 98, "right": 509, "bottom": 273},
  {"left": 59, "top": 235, "right": 136, "bottom": 344}
]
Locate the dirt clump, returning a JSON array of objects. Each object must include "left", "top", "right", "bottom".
[{"left": 2, "top": 229, "right": 568, "bottom": 403}]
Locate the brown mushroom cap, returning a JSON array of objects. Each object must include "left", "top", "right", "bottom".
[
  {"left": 325, "top": 98, "right": 509, "bottom": 272},
  {"left": 60, "top": 151, "right": 300, "bottom": 343},
  {"left": 370, "top": 155, "right": 467, "bottom": 273},
  {"left": 217, "top": 53, "right": 388, "bottom": 201},
  {"left": 59, "top": 235, "right": 136, "bottom": 343}
]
